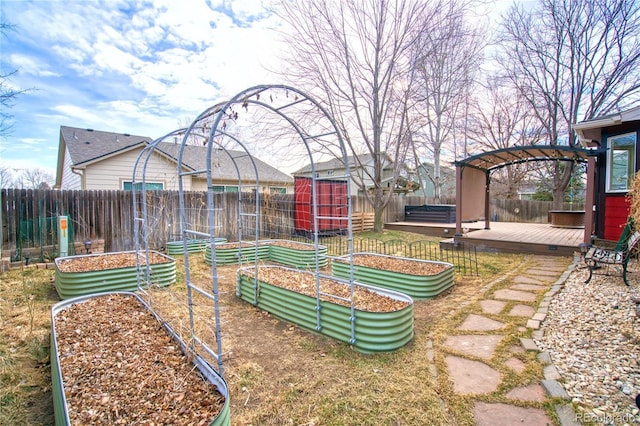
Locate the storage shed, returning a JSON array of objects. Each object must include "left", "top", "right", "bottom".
[{"left": 294, "top": 177, "right": 348, "bottom": 234}]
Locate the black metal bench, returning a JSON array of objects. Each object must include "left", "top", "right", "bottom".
[{"left": 584, "top": 230, "right": 640, "bottom": 286}]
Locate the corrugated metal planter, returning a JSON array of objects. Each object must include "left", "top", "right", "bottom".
[
  {"left": 237, "top": 266, "right": 414, "bottom": 353},
  {"left": 166, "top": 238, "right": 227, "bottom": 255},
  {"left": 332, "top": 253, "right": 454, "bottom": 300},
  {"left": 51, "top": 292, "right": 230, "bottom": 425},
  {"left": 267, "top": 240, "right": 328, "bottom": 268},
  {"left": 205, "top": 242, "right": 270, "bottom": 265},
  {"left": 54, "top": 251, "right": 176, "bottom": 300},
  {"left": 205, "top": 240, "right": 326, "bottom": 269}
]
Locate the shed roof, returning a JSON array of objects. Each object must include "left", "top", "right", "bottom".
[{"left": 454, "top": 145, "right": 592, "bottom": 172}]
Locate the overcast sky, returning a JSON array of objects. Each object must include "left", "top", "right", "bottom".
[{"left": 0, "top": 0, "right": 282, "bottom": 179}]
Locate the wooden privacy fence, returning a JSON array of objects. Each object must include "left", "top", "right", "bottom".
[{"left": 0, "top": 189, "right": 583, "bottom": 261}]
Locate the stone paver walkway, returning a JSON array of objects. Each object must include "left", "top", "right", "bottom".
[{"left": 441, "top": 256, "right": 580, "bottom": 426}]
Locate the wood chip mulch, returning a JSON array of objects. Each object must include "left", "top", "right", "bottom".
[
  {"left": 56, "top": 252, "right": 170, "bottom": 273},
  {"left": 335, "top": 254, "right": 450, "bottom": 276},
  {"left": 54, "top": 294, "right": 225, "bottom": 424},
  {"left": 240, "top": 267, "right": 411, "bottom": 312}
]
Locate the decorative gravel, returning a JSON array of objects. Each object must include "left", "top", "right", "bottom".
[{"left": 536, "top": 265, "right": 640, "bottom": 424}]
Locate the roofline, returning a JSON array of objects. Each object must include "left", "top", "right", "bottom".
[{"left": 74, "top": 141, "right": 148, "bottom": 167}]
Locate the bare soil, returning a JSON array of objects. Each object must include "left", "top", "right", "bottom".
[{"left": 54, "top": 293, "right": 225, "bottom": 424}]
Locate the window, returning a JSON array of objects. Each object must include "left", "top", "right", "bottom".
[
  {"left": 270, "top": 187, "right": 286, "bottom": 194},
  {"left": 212, "top": 185, "right": 239, "bottom": 193},
  {"left": 123, "top": 181, "right": 164, "bottom": 190},
  {"left": 607, "top": 132, "right": 636, "bottom": 192}
]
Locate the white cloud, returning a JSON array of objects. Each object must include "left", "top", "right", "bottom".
[{"left": 8, "top": 54, "right": 61, "bottom": 77}]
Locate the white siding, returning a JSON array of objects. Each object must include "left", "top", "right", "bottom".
[
  {"left": 83, "top": 148, "right": 188, "bottom": 190},
  {"left": 60, "top": 148, "right": 82, "bottom": 190}
]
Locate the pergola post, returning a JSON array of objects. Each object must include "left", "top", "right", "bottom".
[
  {"left": 484, "top": 171, "right": 491, "bottom": 230},
  {"left": 455, "top": 165, "right": 463, "bottom": 236},
  {"left": 583, "top": 154, "right": 597, "bottom": 244}
]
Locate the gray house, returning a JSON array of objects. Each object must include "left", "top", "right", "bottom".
[{"left": 293, "top": 153, "right": 414, "bottom": 196}]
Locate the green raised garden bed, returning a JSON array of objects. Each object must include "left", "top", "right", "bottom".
[
  {"left": 205, "top": 242, "right": 270, "bottom": 265},
  {"left": 332, "top": 252, "right": 454, "bottom": 300},
  {"left": 51, "top": 292, "right": 230, "bottom": 425},
  {"left": 54, "top": 251, "right": 176, "bottom": 300},
  {"left": 166, "top": 238, "right": 227, "bottom": 255},
  {"left": 205, "top": 240, "right": 327, "bottom": 268},
  {"left": 267, "top": 240, "right": 328, "bottom": 268},
  {"left": 237, "top": 265, "right": 414, "bottom": 353}
]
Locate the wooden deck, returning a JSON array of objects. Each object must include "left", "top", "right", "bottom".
[{"left": 385, "top": 221, "right": 585, "bottom": 257}]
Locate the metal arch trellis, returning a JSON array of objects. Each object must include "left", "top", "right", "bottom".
[
  {"left": 131, "top": 84, "right": 358, "bottom": 377},
  {"left": 132, "top": 123, "right": 261, "bottom": 379},
  {"left": 178, "top": 84, "right": 358, "bottom": 346}
]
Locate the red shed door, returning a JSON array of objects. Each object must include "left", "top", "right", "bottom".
[{"left": 603, "top": 195, "right": 630, "bottom": 241}]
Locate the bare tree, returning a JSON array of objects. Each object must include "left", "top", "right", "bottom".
[
  {"left": 275, "top": 0, "right": 433, "bottom": 232},
  {"left": 0, "top": 166, "right": 14, "bottom": 188},
  {"left": 16, "top": 168, "right": 54, "bottom": 189},
  {"left": 466, "top": 79, "right": 545, "bottom": 198},
  {"left": 497, "top": 0, "right": 640, "bottom": 208},
  {"left": 410, "top": 1, "right": 485, "bottom": 202}
]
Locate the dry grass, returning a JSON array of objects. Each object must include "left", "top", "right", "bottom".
[{"left": 0, "top": 233, "right": 567, "bottom": 425}]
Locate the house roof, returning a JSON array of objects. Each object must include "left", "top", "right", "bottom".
[
  {"left": 57, "top": 125, "right": 292, "bottom": 186},
  {"left": 573, "top": 105, "right": 640, "bottom": 131},
  {"left": 60, "top": 126, "right": 153, "bottom": 166},
  {"left": 292, "top": 152, "right": 393, "bottom": 174},
  {"left": 573, "top": 105, "right": 640, "bottom": 146},
  {"left": 155, "top": 143, "right": 292, "bottom": 184}
]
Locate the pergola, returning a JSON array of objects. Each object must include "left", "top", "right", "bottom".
[{"left": 453, "top": 145, "right": 596, "bottom": 244}]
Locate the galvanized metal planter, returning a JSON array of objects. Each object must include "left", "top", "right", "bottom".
[
  {"left": 267, "top": 240, "right": 328, "bottom": 268},
  {"left": 50, "top": 292, "right": 230, "bottom": 426},
  {"left": 236, "top": 266, "right": 414, "bottom": 353},
  {"left": 206, "top": 242, "right": 270, "bottom": 265},
  {"left": 54, "top": 251, "right": 176, "bottom": 300},
  {"left": 166, "top": 238, "right": 227, "bottom": 255},
  {"left": 205, "top": 240, "right": 327, "bottom": 268},
  {"left": 331, "top": 253, "right": 454, "bottom": 300}
]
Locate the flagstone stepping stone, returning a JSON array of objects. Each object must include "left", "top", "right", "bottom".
[
  {"left": 494, "top": 289, "right": 536, "bottom": 302},
  {"left": 504, "top": 357, "right": 526, "bottom": 373},
  {"left": 473, "top": 402, "right": 553, "bottom": 425},
  {"left": 508, "top": 304, "right": 536, "bottom": 317},
  {"left": 443, "top": 334, "right": 503, "bottom": 359},
  {"left": 479, "top": 299, "right": 506, "bottom": 314},
  {"left": 514, "top": 275, "right": 545, "bottom": 285},
  {"left": 526, "top": 267, "right": 566, "bottom": 276},
  {"left": 505, "top": 383, "right": 546, "bottom": 402},
  {"left": 511, "top": 283, "right": 547, "bottom": 291},
  {"left": 457, "top": 314, "right": 505, "bottom": 331},
  {"left": 445, "top": 356, "right": 500, "bottom": 394}
]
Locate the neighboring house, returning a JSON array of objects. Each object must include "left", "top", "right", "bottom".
[
  {"left": 409, "top": 162, "right": 455, "bottom": 199},
  {"left": 292, "top": 153, "right": 415, "bottom": 196},
  {"left": 574, "top": 105, "right": 640, "bottom": 240},
  {"left": 55, "top": 126, "right": 293, "bottom": 192}
]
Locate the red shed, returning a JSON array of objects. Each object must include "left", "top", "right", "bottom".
[{"left": 294, "top": 177, "right": 348, "bottom": 234}]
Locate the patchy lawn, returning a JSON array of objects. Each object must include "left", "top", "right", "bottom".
[{"left": 1, "top": 238, "right": 538, "bottom": 425}]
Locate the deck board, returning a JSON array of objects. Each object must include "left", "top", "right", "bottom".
[{"left": 385, "top": 221, "right": 585, "bottom": 256}]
